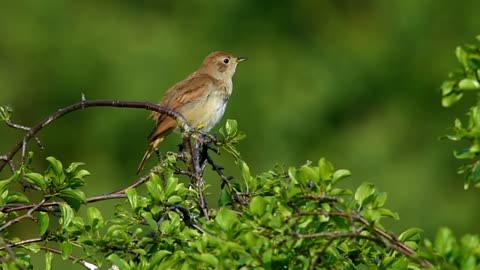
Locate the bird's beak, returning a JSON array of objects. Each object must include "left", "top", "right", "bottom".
[{"left": 236, "top": 56, "right": 247, "bottom": 62}]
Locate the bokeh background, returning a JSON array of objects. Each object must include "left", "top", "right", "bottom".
[{"left": 1, "top": 1, "right": 480, "bottom": 268}]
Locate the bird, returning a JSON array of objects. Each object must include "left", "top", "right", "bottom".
[{"left": 136, "top": 51, "right": 246, "bottom": 174}]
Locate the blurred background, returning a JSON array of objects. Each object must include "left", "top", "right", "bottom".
[{"left": 1, "top": 0, "right": 480, "bottom": 268}]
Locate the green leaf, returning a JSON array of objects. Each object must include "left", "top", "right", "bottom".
[
  {"left": 46, "top": 156, "right": 63, "bottom": 176},
  {"left": 38, "top": 212, "right": 49, "bottom": 236},
  {"left": 164, "top": 175, "right": 178, "bottom": 197},
  {"left": 456, "top": 46, "right": 468, "bottom": 67},
  {"left": 332, "top": 169, "right": 351, "bottom": 183},
  {"left": 126, "top": 188, "right": 138, "bottom": 209},
  {"left": 141, "top": 212, "right": 158, "bottom": 231},
  {"left": 218, "top": 189, "right": 232, "bottom": 206},
  {"left": 71, "top": 169, "right": 90, "bottom": 181},
  {"left": 378, "top": 208, "right": 399, "bottom": 220},
  {"left": 45, "top": 251, "right": 53, "bottom": 270},
  {"left": 0, "top": 172, "right": 20, "bottom": 193},
  {"left": 435, "top": 227, "right": 455, "bottom": 255},
  {"left": 146, "top": 180, "right": 162, "bottom": 201},
  {"left": 215, "top": 207, "right": 238, "bottom": 231},
  {"left": 198, "top": 253, "right": 219, "bottom": 266},
  {"left": 250, "top": 196, "right": 267, "bottom": 216},
  {"left": 0, "top": 105, "right": 13, "bottom": 121},
  {"left": 225, "top": 119, "right": 238, "bottom": 137},
  {"left": 108, "top": 254, "right": 131, "bottom": 270},
  {"left": 59, "top": 203, "right": 75, "bottom": 228},
  {"left": 58, "top": 189, "right": 86, "bottom": 210},
  {"left": 239, "top": 160, "right": 251, "bottom": 183},
  {"left": 441, "top": 80, "right": 456, "bottom": 96},
  {"left": 65, "top": 162, "right": 85, "bottom": 173},
  {"left": 23, "top": 172, "right": 47, "bottom": 190},
  {"left": 442, "top": 92, "right": 463, "bottom": 107},
  {"left": 355, "top": 182, "right": 375, "bottom": 206},
  {"left": 398, "top": 228, "right": 423, "bottom": 242},
  {"left": 61, "top": 242, "right": 72, "bottom": 260},
  {"left": 6, "top": 192, "right": 30, "bottom": 204},
  {"left": 167, "top": 195, "right": 182, "bottom": 204},
  {"left": 87, "top": 207, "right": 104, "bottom": 230},
  {"left": 149, "top": 250, "right": 172, "bottom": 268},
  {"left": 298, "top": 165, "right": 319, "bottom": 183},
  {"left": 458, "top": 78, "right": 480, "bottom": 90},
  {"left": 319, "top": 158, "right": 334, "bottom": 180}
]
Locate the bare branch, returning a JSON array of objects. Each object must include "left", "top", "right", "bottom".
[{"left": 0, "top": 99, "right": 190, "bottom": 172}]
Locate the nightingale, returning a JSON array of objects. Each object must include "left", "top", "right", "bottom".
[{"left": 137, "top": 51, "right": 246, "bottom": 174}]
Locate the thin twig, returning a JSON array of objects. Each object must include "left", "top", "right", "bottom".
[
  {"left": 4, "top": 120, "right": 44, "bottom": 151},
  {"left": 108, "top": 173, "right": 152, "bottom": 195},
  {"left": 40, "top": 246, "right": 98, "bottom": 270},
  {"left": 169, "top": 205, "right": 207, "bottom": 234},
  {"left": 0, "top": 199, "right": 46, "bottom": 232},
  {"left": 0, "top": 155, "right": 15, "bottom": 171},
  {"left": 0, "top": 238, "right": 16, "bottom": 263},
  {"left": 0, "top": 238, "right": 43, "bottom": 251}
]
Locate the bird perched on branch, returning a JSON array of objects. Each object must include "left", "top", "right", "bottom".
[{"left": 137, "top": 51, "right": 246, "bottom": 174}]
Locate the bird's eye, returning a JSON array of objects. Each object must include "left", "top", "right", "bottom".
[{"left": 223, "top": 58, "right": 229, "bottom": 64}]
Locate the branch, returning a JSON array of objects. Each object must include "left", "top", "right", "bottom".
[
  {"left": 289, "top": 207, "right": 433, "bottom": 268},
  {"left": 0, "top": 99, "right": 190, "bottom": 172},
  {"left": 182, "top": 136, "right": 209, "bottom": 218}
]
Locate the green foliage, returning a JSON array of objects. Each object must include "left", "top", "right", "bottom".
[
  {"left": 422, "top": 228, "right": 480, "bottom": 269},
  {"left": 442, "top": 35, "right": 480, "bottom": 189},
  {"left": 0, "top": 119, "right": 466, "bottom": 270}
]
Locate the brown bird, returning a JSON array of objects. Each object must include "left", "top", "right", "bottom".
[{"left": 137, "top": 51, "right": 246, "bottom": 174}]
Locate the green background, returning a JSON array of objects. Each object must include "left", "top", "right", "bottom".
[{"left": 1, "top": 1, "right": 479, "bottom": 268}]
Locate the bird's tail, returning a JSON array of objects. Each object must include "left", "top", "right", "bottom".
[{"left": 136, "top": 137, "right": 164, "bottom": 175}]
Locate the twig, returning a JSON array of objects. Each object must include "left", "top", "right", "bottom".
[
  {"left": 0, "top": 199, "right": 46, "bottom": 232},
  {"left": 183, "top": 136, "right": 209, "bottom": 218},
  {"left": 40, "top": 246, "right": 98, "bottom": 270},
  {"left": 0, "top": 99, "right": 191, "bottom": 172},
  {"left": 4, "top": 120, "right": 44, "bottom": 151},
  {"left": 108, "top": 173, "right": 151, "bottom": 195},
  {"left": 0, "top": 238, "right": 43, "bottom": 251},
  {"left": 169, "top": 205, "right": 207, "bottom": 234},
  {"left": 198, "top": 142, "right": 246, "bottom": 206},
  {"left": 0, "top": 155, "right": 15, "bottom": 171},
  {"left": 0, "top": 238, "right": 16, "bottom": 263}
]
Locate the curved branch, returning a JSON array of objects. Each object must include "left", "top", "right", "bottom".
[{"left": 0, "top": 99, "right": 190, "bottom": 172}]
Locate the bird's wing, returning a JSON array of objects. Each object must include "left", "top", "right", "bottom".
[{"left": 148, "top": 73, "right": 216, "bottom": 141}]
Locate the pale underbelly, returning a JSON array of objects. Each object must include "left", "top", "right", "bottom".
[{"left": 180, "top": 95, "right": 228, "bottom": 132}]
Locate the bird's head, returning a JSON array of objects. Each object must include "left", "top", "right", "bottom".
[{"left": 200, "top": 51, "right": 247, "bottom": 80}]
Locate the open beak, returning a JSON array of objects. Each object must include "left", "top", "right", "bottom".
[{"left": 236, "top": 56, "right": 247, "bottom": 62}]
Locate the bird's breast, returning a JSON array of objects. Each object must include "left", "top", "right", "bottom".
[{"left": 180, "top": 90, "right": 230, "bottom": 132}]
